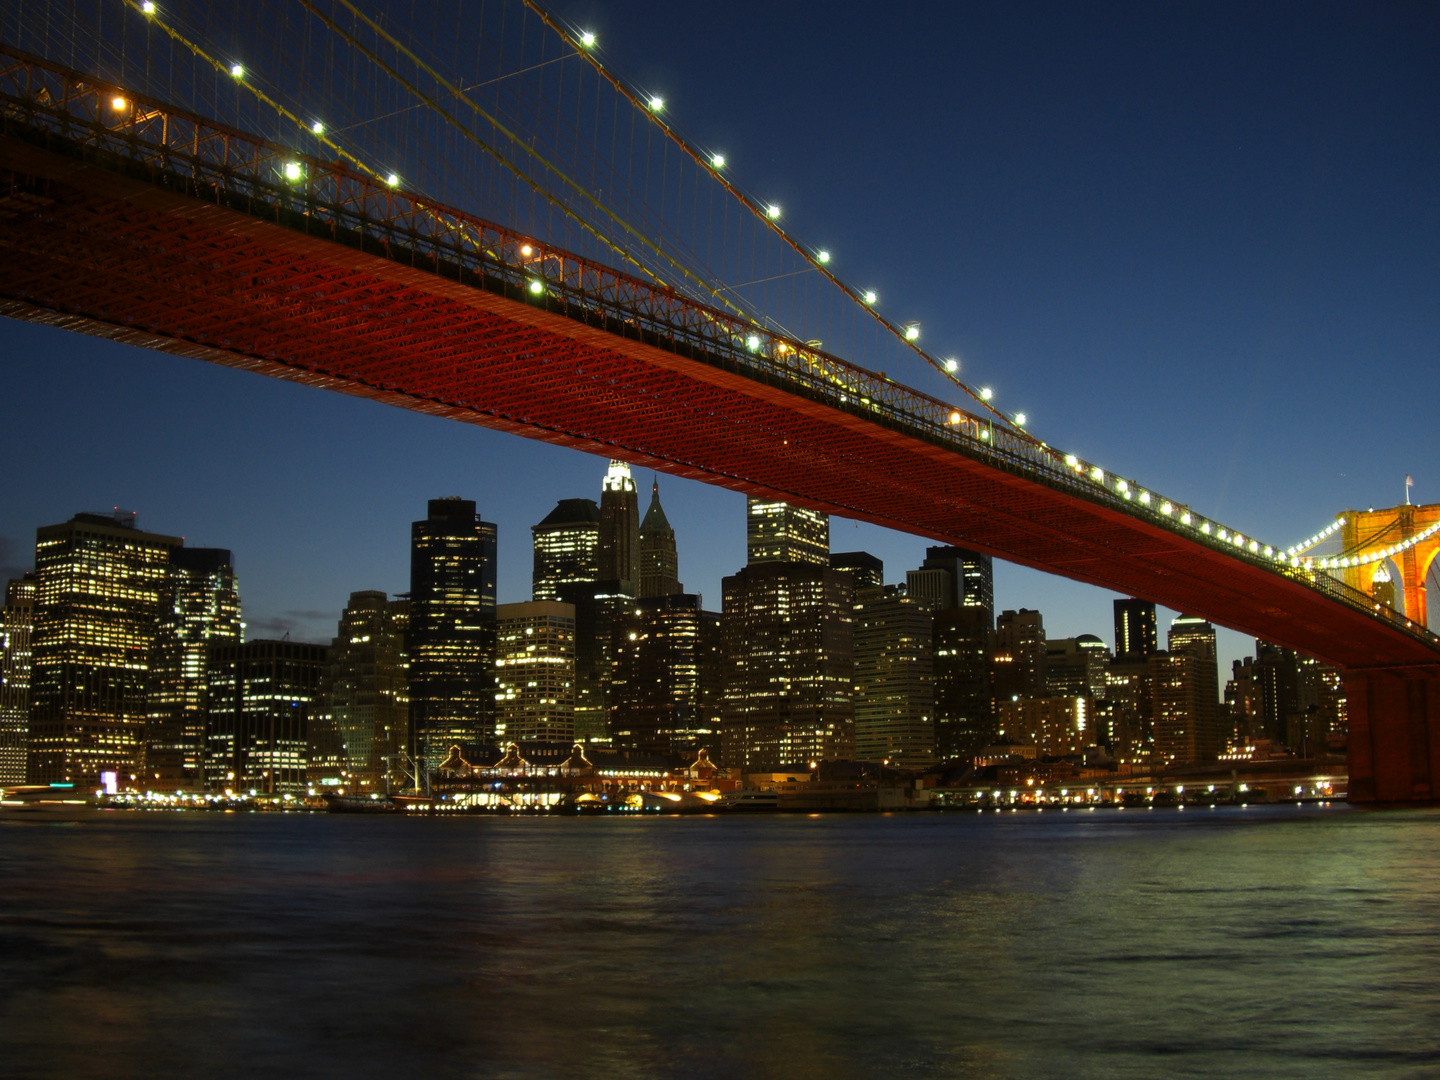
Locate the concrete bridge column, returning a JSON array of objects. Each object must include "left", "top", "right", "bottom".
[{"left": 1345, "top": 666, "right": 1440, "bottom": 804}]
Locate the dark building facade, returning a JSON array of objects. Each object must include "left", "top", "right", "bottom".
[
  {"left": 610, "top": 593, "right": 721, "bottom": 756},
  {"left": 830, "top": 551, "right": 885, "bottom": 590},
  {"left": 144, "top": 547, "right": 242, "bottom": 792},
  {"left": 1113, "top": 598, "right": 1158, "bottom": 662},
  {"left": 321, "top": 591, "right": 410, "bottom": 793},
  {"left": 991, "top": 608, "right": 1047, "bottom": 705},
  {"left": 932, "top": 605, "right": 993, "bottom": 762},
  {"left": 206, "top": 639, "right": 327, "bottom": 794},
  {"left": 906, "top": 546, "right": 994, "bottom": 625},
  {"left": 852, "top": 585, "right": 936, "bottom": 767},
  {"left": 409, "top": 498, "right": 497, "bottom": 770},
  {"left": 599, "top": 461, "right": 640, "bottom": 591},
  {"left": 0, "top": 574, "right": 36, "bottom": 786},
  {"left": 637, "top": 478, "right": 681, "bottom": 599},
  {"left": 28, "top": 511, "right": 181, "bottom": 786}
]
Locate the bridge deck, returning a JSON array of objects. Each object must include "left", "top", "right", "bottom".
[{"left": 2, "top": 128, "right": 1436, "bottom": 671}]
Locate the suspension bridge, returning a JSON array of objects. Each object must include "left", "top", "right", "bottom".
[{"left": 0, "top": 1, "right": 1435, "bottom": 803}]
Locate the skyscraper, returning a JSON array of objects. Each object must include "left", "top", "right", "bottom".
[
  {"left": 28, "top": 511, "right": 181, "bottom": 787},
  {"left": 721, "top": 561, "right": 854, "bottom": 768},
  {"left": 1150, "top": 650, "right": 1221, "bottom": 764},
  {"left": 610, "top": 593, "right": 721, "bottom": 755},
  {"left": 206, "top": 639, "right": 327, "bottom": 794},
  {"left": 144, "top": 548, "right": 242, "bottom": 792},
  {"left": 532, "top": 498, "right": 601, "bottom": 601},
  {"left": 599, "top": 461, "right": 640, "bottom": 591},
  {"left": 0, "top": 574, "right": 36, "bottom": 787},
  {"left": 1045, "top": 635, "right": 1110, "bottom": 701},
  {"left": 830, "top": 551, "right": 884, "bottom": 589},
  {"left": 638, "top": 478, "right": 681, "bottom": 599},
  {"left": 932, "top": 605, "right": 994, "bottom": 761},
  {"left": 746, "top": 497, "right": 829, "bottom": 566},
  {"left": 906, "top": 546, "right": 994, "bottom": 625},
  {"left": 991, "top": 608, "right": 1047, "bottom": 704},
  {"left": 1113, "top": 598, "right": 1158, "bottom": 662},
  {"left": 321, "top": 591, "right": 410, "bottom": 792},
  {"left": 852, "top": 585, "right": 936, "bottom": 767},
  {"left": 409, "top": 498, "right": 497, "bottom": 770},
  {"left": 494, "top": 601, "right": 576, "bottom": 744}
]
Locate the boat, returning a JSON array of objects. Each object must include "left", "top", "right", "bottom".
[{"left": 720, "top": 790, "right": 780, "bottom": 812}]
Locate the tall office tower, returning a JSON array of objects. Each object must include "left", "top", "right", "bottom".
[
  {"left": 28, "top": 511, "right": 181, "bottom": 787},
  {"left": 1167, "top": 615, "right": 1218, "bottom": 740},
  {"left": 830, "top": 551, "right": 884, "bottom": 590},
  {"left": 1149, "top": 650, "right": 1221, "bottom": 764},
  {"left": 638, "top": 479, "right": 681, "bottom": 599},
  {"left": 0, "top": 574, "right": 36, "bottom": 786},
  {"left": 1045, "top": 635, "right": 1110, "bottom": 701},
  {"left": 609, "top": 593, "right": 721, "bottom": 755},
  {"left": 907, "top": 546, "right": 994, "bottom": 625},
  {"left": 205, "top": 640, "right": 327, "bottom": 794},
  {"left": 1113, "top": 598, "right": 1158, "bottom": 662},
  {"left": 532, "top": 499, "right": 601, "bottom": 600},
  {"left": 746, "top": 497, "right": 829, "bottom": 566},
  {"left": 494, "top": 601, "right": 576, "bottom": 744},
  {"left": 1102, "top": 661, "right": 1154, "bottom": 760},
  {"left": 321, "top": 591, "right": 410, "bottom": 792},
  {"left": 557, "top": 580, "right": 630, "bottom": 745},
  {"left": 1253, "top": 640, "right": 1301, "bottom": 746},
  {"left": 1297, "top": 657, "right": 1346, "bottom": 754},
  {"left": 852, "top": 585, "right": 936, "bottom": 767},
  {"left": 144, "top": 548, "right": 242, "bottom": 792},
  {"left": 991, "top": 608, "right": 1047, "bottom": 704},
  {"left": 1225, "top": 657, "right": 1260, "bottom": 746},
  {"left": 720, "top": 561, "right": 854, "bottom": 768},
  {"left": 409, "top": 498, "right": 497, "bottom": 770},
  {"left": 599, "top": 461, "right": 640, "bottom": 591},
  {"left": 932, "top": 606, "right": 994, "bottom": 761},
  {"left": 997, "top": 696, "right": 1092, "bottom": 756}
]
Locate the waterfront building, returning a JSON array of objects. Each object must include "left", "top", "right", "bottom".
[
  {"left": 0, "top": 574, "right": 36, "bottom": 786},
  {"left": 205, "top": 639, "right": 327, "bottom": 795},
  {"left": 27, "top": 511, "right": 181, "bottom": 787},
  {"left": 1224, "top": 656, "right": 1260, "bottom": 747},
  {"left": 1150, "top": 649, "right": 1221, "bottom": 764},
  {"left": 852, "top": 585, "right": 936, "bottom": 767},
  {"left": 320, "top": 591, "right": 410, "bottom": 792},
  {"left": 991, "top": 608, "right": 1047, "bottom": 704},
  {"left": 1101, "top": 661, "right": 1154, "bottom": 761},
  {"left": 599, "top": 461, "right": 640, "bottom": 591},
  {"left": 1113, "top": 598, "right": 1158, "bottom": 662},
  {"left": 906, "top": 546, "right": 994, "bottom": 625},
  {"left": 830, "top": 551, "right": 884, "bottom": 590},
  {"left": 532, "top": 498, "right": 601, "bottom": 601},
  {"left": 637, "top": 478, "right": 681, "bottom": 599},
  {"left": 144, "top": 548, "right": 242, "bottom": 792},
  {"left": 932, "top": 605, "right": 994, "bottom": 762},
  {"left": 996, "top": 696, "right": 1091, "bottom": 756},
  {"left": 609, "top": 593, "right": 721, "bottom": 755},
  {"left": 409, "top": 498, "right": 497, "bottom": 770},
  {"left": 495, "top": 601, "right": 576, "bottom": 744},
  {"left": 746, "top": 497, "right": 829, "bottom": 566},
  {"left": 720, "top": 560, "right": 854, "bottom": 769}
]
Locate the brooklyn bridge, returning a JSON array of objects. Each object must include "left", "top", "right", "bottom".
[{"left": 0, "top": 1, "right": 1435, "bottom": 802}]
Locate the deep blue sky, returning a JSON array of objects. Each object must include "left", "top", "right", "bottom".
[{"left": 1, "top": 1, "right": 1436, "bottom": 675}]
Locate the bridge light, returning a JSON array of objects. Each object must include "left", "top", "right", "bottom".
[
  {"left": 1090, "top": 467, "right": 1104, "bottom": 483},
  {"left": 111, "top": 95, "right": 128, "bottom": 111},
  {"left": 528, "top": 279, "right": 545, "bottom": 295},
  {"left": 766, "top": 204, "right": 781, "bottom": 219},
  {"left": 1115, "top": 479, "right": 1128, "bottom": 494},
  {"left": 141, "top": 0, "right": 155, "bottom": 12},
  {"left": 1139, "top": 491, "right": 1151, "bottom": 505},
  {"left": 949, "top": 411, "right": 962, "bottom": 425},
  {"left": 1201, "top": 522, "right": 1212, "bottom": 535},
  {"left": 1161, "top": 501, "right": 1173, "bottom": 515},
  {"left": 945, "top": 358, "right": 959, "bottom": 373},
  {"left": 520, "top": 244, "right": 533, "bottom": 256},
  {"left": 746, "top": 334, "right": 761, "bottom": 351},
  {"left": 904, "top": 325, "right": 920, "bottom": 341},
  {"left": 230, "top": 64, "right": 244, "bottom": 79},
  {"left": 648, "top": 95, "right": 664, "bottom": 111},
  {"left": 711, "top": 153, "right": 725, "bottom": 168},
  {"left": 863, "top": 290, "right": 878, "bottom": 305},
  {"left": 1181, "top": 511, "right": 1192, "bottom": 525},
  {"left": 580, "top": 30, "right": 596, "bottom": 47},
  {"left": 283, "top": 162, "right": 302, "bottom": 181},
  {"left": 817, "top": 249, "right": 831, "bottom": 263},
  {"left": 311, "top": 120, "right": 324, "bottom": 135},
  {"left": 1013, "top": 412, "right": 1027, "bottom": 426},
  {"left": 1064, "top": 454, "right": 1078, "bottom": 467},
  {"left": 979, "top": 386, "right": 993, "bottom": 401},
  {"left": 386, "top": 173, "right": 399, "bottom": 187}
]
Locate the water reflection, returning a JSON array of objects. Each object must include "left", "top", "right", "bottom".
[{"left": 1, "top": 806, "right": 1438, "bottom": 1079}]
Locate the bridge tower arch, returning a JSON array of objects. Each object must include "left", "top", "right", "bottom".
[{"left": 1340, "top": 503, "right": 1440, "bottom": 631}]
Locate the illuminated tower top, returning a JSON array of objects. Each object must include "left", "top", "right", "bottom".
[{"left": 599, "top": 460, "right": 640, "bottom": 591}]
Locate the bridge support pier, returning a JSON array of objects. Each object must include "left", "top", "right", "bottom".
[{"left": 1345, "top": 667, "right": 1440, "bottom": 804}]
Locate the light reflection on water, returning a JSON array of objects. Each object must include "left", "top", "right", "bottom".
[{"left": 2, "top": 805, "right": 1438, "bottom": 1079}]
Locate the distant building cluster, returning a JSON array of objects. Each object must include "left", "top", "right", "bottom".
[{"left": 0, "top": 464, "right": 1348, "bottom": 796}]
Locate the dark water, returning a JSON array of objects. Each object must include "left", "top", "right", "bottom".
[{"left": 2, "top": 806, "right": 1439, "bottom": 1079}]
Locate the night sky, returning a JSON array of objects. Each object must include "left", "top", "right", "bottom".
[{"left": 1, "top": 1, "right": 1436, "bottom": 675}]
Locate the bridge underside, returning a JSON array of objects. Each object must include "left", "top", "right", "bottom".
[{"left": 2, "top": 134, "right": 1438, "bottom": 801}]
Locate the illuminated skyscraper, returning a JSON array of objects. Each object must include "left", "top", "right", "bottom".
[
  {"left": 1045, "top": 635, "right": 1110, "bottom": 701},
  {"left": 144, "top": 548, "right": 242, "bottom": 792},
  {"left": 906, "top": 546, "right": 994, "bottom": 625},
  {"left": 830, "top": 551, "right": 884, "bottom": 589},
  {"left": 746, "top": 497, "right": 829, "bottom": 566},
  {"left": 0, "top": 574, "right": 36, "bottom": 786},
  {"left": 721, "top": 561, "right": 854, "bottom": 768},
  {"left": 28, "top": 511, "right": 181, "bottom": 787},
  {"left": 1149, "top": 649, "right": 1221, "bottom": 765},
  {"left": 932, "top": 605, "right": 993, "bottom": 761},
  {"left": 610, "top": 593, "right": 721, "bottom": 755},
  {"left": 205, "top": 640, "right": 327, "bottom": 794},
  {"left": 638, "top": 478, "right": 681, "bottom": 599},
  {"left": 991, "top": 608, "right": 1047, "bottom": 704},
  {"left": 409, "top": 498, "right": 497, "bottom": 770},
  {"left": 599, "top": 461, "right": 640, "bottom": 591},
  {"left": 320, "top": 591, "right": 410, "bottom": 792},
  {"left": 1113, "top": 598, "right": 1158, "bottom": 662},
  {"left": 532, "top": 498, "right": 600, "bottom": 600},
  {"left": 852, "top": 585, "right": 936, "bottom": 767},
  {"left": 494, "top": 601, "right": 576, "bottom": 743}
]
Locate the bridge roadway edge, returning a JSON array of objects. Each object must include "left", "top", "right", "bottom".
[{"left": 1, "top": 133, "right": 1436, "bottom": 802}]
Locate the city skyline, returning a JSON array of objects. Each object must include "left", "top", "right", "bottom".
[{"left": 1, "top": 1, "right": 1436, "bottom": 680}]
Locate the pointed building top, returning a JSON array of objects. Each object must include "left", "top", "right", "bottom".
[{"left": 640, "top": 475, "right": 673, "bottom": 534}]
